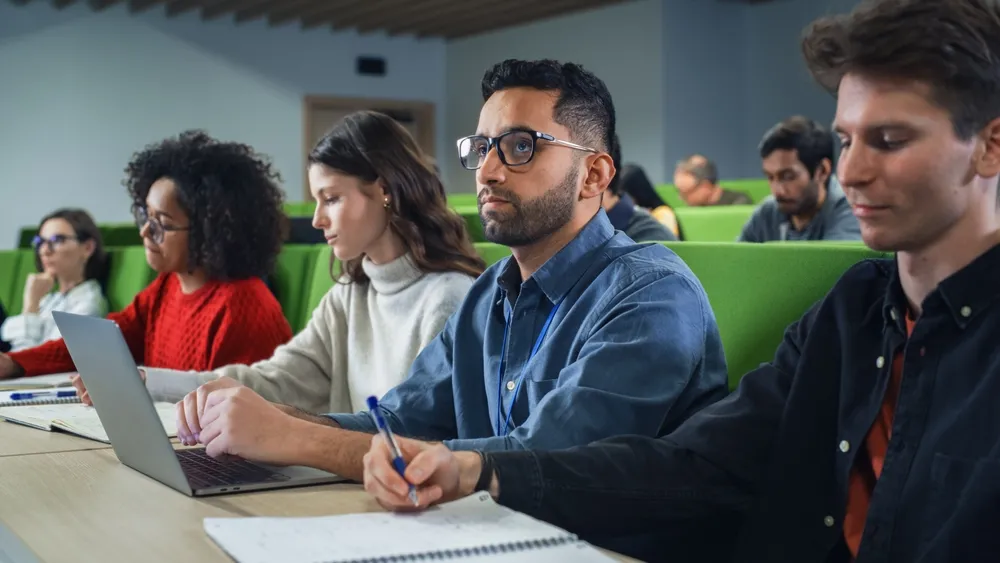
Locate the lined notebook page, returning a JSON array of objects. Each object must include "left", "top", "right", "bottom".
[
  {"left": 0, "top": 402, "right": 177, "bottom": 443},
  {"left": 0, "top": 373, "right": 76, "bottom": 391},
  {"left": 204, "top": 492, "right": 611, "bottom": 563}
]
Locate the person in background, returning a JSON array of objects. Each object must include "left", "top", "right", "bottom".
[
  {"left": 74, "top": 111, "right": 485, "bottom": 414},
  {"left": 0, "top": 131, "right": 292, "bottom": 379},
  {"left": 601, "top": 135, "right": 677, "bottom": 241},
  {"left": 170, "top": 59, "right": 727, "bottom": 505},
  {"left": 362, "top": 0, "right": 1000, "bottom": 561},
  {"left": 0, "top": 301, "right": 10, "bottom": 353},
  {"left": 619, "top": 164, "right": 682, "bottom": 239},
  {"left": 673, "top": 154, "right": 752, "bottom": 206},
  {"left": 739, "top": 116, "right": 862, "bottom": 242},
  {"left": 1, "top": 209, "right": 108, "bottom": 351}
]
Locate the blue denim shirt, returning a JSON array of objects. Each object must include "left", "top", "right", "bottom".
[{"left": 328, "top": 209, "right": 728, "bottom": 452}]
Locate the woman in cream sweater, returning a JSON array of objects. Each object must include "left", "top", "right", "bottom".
[{"left": 74, "top": 111, "right": 485, "bottom": 414}]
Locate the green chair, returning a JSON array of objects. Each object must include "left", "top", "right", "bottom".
[
  {"left": 16, "top": 228, "right": 33, "bottom": 249},
  {"left": 0, "top": 251, "right": 22, "bottom": 311},
  {"left": 7, "top": 249, "right": 39, "bottom": 315},
  {"left": 674, "top": 206, "right": 756, "bottom": 242},
  {"left": 721, "top": 179, "right": 771, "bottom": 203},
  {"left": 663, "top": 241, "right": 890, "bottom": 388},
  {"left": 453, "top": 205, "right": 485, "bottom": 243},
  {"left": 474, "top": 242, "right": 512, "bottom": 267},
  {"left": 272, "top": 245, "right": 320, "bottom": 332},
  {"left": 103, "top": 246, "right": 157, "bottom": 312},
  {"left": 447, "top": 193, "right": 479, "bottom": 208},
  {"left": 655, "top": 185, "right": 688, "bottom": 209},
  {"left": 283, "top": 201, "right": 317, "bottom": 218},
  {"left": 302, "top": 246, "right": 340, "bottom": 326},
  {"left": 100, "top": 223, "right": 143, "bottom": 247}
]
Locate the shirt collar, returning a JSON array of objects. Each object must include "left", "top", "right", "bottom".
[
  {"left": 882, "top": 241, "right": 1000, "bottom": 330},
  {"left": 496, "top": 209, "right": 616, "bottom": 305},
  {"left": 605, "top": 193, "right": 636, "bottom": 232}
]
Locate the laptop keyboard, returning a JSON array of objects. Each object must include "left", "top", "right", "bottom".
[{"left": 176, "top": 448, "right": 291, "bottom": 490}]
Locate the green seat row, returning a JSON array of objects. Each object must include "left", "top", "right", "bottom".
[
  {"left": 17, "top": 223, "right": 142, "bottom": 250},
  {"left": 0, "top": 240, "right": 887, "bottom": 390},
  {"left": 655, "top": 179, "right": 772, "bottom": 210}
]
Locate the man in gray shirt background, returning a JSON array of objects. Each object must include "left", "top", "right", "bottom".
[{"left": 739, "top": 116, "right": 861, "bottom": 242}]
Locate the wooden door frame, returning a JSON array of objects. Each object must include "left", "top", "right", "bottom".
[{"left": 302, "top": 95, "right": 436, "bottom": 200}]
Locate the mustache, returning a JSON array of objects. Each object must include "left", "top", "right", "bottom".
[{"left": 478, "top": 188, "right": 521, "bottom": 206}]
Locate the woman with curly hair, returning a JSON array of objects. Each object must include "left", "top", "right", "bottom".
[
  {"left": 150, "top": 111, "right": 485, "bottom": 422},
  {"left": 0, "top": 131, "right": 293, "bottom": 379}
]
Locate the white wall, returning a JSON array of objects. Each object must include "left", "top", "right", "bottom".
[
  {"left": 0, "top": 1, "right": 445, "bottom": 249},
  {"left": 442, "top": 0, "right": 665, "bottom": 195}
]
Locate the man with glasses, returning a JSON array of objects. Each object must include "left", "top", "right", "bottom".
[{"left": 171, "top": 59, "right": 727, "bottom": 500}]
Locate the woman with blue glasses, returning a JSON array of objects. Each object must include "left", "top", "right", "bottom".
[{"left": 0, "top": 208, "right": 108, "bottom": 351}]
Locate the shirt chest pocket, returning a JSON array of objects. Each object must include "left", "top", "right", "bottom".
[{"left": 918, "top": 453, "right": 1000, "bottom": 561}]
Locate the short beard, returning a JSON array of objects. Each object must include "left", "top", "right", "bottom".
[{"left": 478, "top": 167, "right": 578, "bottom": 247}]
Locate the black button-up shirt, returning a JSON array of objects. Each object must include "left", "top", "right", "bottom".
[{"left": 488, "top": 243, "right": 1000, "bottom": 563}]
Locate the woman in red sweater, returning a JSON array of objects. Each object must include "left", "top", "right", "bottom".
[{"left": 0, "top": 130, "right": 292, "bottom": 379}]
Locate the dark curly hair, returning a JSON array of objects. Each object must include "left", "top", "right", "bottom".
[
  {"left": 309, "top": 110, "right": 485, "bottom": 284},
  {"left": 123, "top": 130, "right": 287, "bottom": 280}
]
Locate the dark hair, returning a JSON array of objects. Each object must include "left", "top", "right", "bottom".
[
  {"left": 34, "top": 208, "right": 109, "bottom": 288},
  {"left": 309, "top": 110, "right": 486, "bottom": 284},
  {"left": 801, "top": 0, "right": 1000, "bottom": 140},
  {"left": 124, "top": 130, "right": 287, "bottom": 280},
  {"left": 758, "top": 116, "right": 835, "bottom": 185},
  {"left": 481, "top": 59, "right": 616, "bottom": 153},
  {"left": 607, "top": 133, "right": 623, "bottom": 195},
  {"left": 677, "top": 154, "right": 719, "bottom": 185},
  {"left": 620, "top": 164, "right": 683, "bottom": 240}
]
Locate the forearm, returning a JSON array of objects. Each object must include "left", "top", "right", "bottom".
[
  {"left": 278, "top": 404, "right": 339, "bottom": 427},
  {"left": 284, "top": 421, "right": 374, "bottom": 482}
]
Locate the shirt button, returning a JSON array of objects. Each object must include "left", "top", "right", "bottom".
[
  {"left": 890, "top": 309, "right": 897, "bottom": 321},
  {"left": 506, "top": 381, "right": 516, "bottom": 391},
  {"left": 824, "top": 515, "right": 835, "bottom": 527},
  {"left": 960, "top": 306, "right": 972, "bottom": 318},
  {"left": 876, "top": 356, "right": 885, "bottom": 369},
  {"left": 839, "top": 440, "right": 850, "bottom": 453}
]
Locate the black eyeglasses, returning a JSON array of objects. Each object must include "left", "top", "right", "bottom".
[
  {"left": 32, "top": 234, "right": 78, "bottom": 253},
  {"left": 134, "top": 207, "right": 190, "bottom": 244},
  {"left": 456, "top": 129, "right": 597, "bottom": 170}
]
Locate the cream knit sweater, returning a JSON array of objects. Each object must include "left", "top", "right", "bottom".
[{"left": 144, "top": 253, "right": 475, "bottom": 414}]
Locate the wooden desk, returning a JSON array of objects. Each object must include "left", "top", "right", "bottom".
[
  {"left": 0, "top": 420, "right": 111, "bottom": 458},
  {"left": 0, "top": 449, "right": 638, "bottom": 562}
]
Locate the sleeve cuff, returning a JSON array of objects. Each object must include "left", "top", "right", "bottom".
[
  {"left": 326, "top": 413, "right": 377, "bottom": 433},
  {"left": 490, "top": 450, "right": 545, "bottom": 515},
  {"left": 143, "top": 367, "right": 216, "bottom": 403}
]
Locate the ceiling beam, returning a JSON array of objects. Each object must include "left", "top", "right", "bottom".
[
  {"left": 426, "top": 0, "right": 611, "bottom": 39},
  {"left": 299, "top": 0, "right": 370, "bottom": 30},
  {"left": 354, "top": 0, "right": 456, "bottom": 34},
  {"left": 200, "top": 0, "right": 261, "bottom": 20},
  {"left": 312, "top": 0, "right": 407, "bottom": 30},
  {"left": 378, "top": 0, "right": 479, "bottom": 35},
  {"left": 53, "top": 0, "right": 79, "bottom": 8},
  {"left": 265, "top": 0, "right": 324, "bottom": 25},
  {"left": 88, "top": 0, "right": 124, "bottom": 10},
  {"left": 128, "top": 0, "right": 166, "bottom": 14},
  {"left": 231, "top": 0, "right": 279, "bottom": 22},
  {"left": 164, "top": 0, "right": 216, "bottom": 16}
]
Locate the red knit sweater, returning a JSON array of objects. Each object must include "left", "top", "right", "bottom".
[{"left": 10, "top": 274, "right": 292, "bottom": 377}]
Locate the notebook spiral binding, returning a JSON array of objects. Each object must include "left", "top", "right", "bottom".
[
  {"left": 339, "top": 535, "right": 577, "bottom": 562},
  {"left": 0, "top": 396, "right": 81, "bottom": 408}
]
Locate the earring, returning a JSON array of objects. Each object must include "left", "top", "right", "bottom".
[{"left": 383, "top": 196, "right": 390, "bottom": 209}]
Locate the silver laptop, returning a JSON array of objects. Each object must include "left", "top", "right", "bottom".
[{"left": 52, "top": 311, "right": 345, "bottom": 496}]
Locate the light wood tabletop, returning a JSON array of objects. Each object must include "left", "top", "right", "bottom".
[
  {"left": 0, "top": 448, "right": 640, "bottom": 562},
  {"left": 0, "top": 420, "right": 111, "bottom": 458}
]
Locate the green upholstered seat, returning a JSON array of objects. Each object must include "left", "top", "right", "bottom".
[
  {"left": 663, "top": 241, "right": 891, "bottom": 388},
  {"left": 673, "top": 205, "right": 756, "bottom": 242},
  {"left": 0, "top": 251, "right": 22, "bottom": 312},
  {"left": 452, "top": 205, "right": 485, "bottom": 244},
  {"left": 6, "top": 250, "right": 38, "bottom": 315},
  {"left": 103, "top": 246, "right": 156, "bottom": 312},
  {"left": 301, "top": 245, "right": 340, "bottom": 328},
  {"left": 272, "top": 245, "right": 320, "bottom": 332},
  {"left": 473, "top": 242, "right": 512, "bottom": 267},
  {"left": 283, "top": 201, "right": 317, "bottom": 218}
]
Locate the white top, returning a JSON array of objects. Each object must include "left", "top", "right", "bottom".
[
  {"left": 0, "top": 279, "right": 107, "bottom": 351},
  {"left": 145, "top": 253, "right": 476, "bottom": 414}
]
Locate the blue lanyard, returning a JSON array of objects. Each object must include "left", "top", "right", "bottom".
[{"left": 495, "top": 301, "right": 561, "bottom": 436}]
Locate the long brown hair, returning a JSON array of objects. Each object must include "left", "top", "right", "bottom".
[
  {"left": 34, "top": 208, "right": 110, "bottom": 290},
  {"left": 308, "top": 110, "right": 485, "bottom": 283}
]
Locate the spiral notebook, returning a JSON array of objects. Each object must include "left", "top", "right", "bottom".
[
  {"left": 0, "top": 402, "right": 177, "bottom": 444},
  {"left": 0, "top": 389, "right": 81, "bottom": 407},
  {"left": 203, "top": 491, "right": 615, "bottom": 562}
]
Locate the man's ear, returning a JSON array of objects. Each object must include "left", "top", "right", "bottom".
[
  {"left": 580, "top": 153, "right": 615, "bottom": 201},
  {"left": 813, "top": 158, "right": 833, "bottom": 185},
  {"left": 975, "top": 117, "right": 1000, "bottom": 178}
]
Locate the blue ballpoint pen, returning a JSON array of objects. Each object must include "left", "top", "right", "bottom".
[
  {"left": 10, "top": 390, "right": 77, "bottom": 401},
  {"left": 366, "top": 395, "right": 418, "bottom": 506}
]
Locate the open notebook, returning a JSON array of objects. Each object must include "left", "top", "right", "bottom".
[
  {"left": 0, "top": 402, "right": 177, "bottom": 444},
  {"left": 0, "top": 389, "right": 82, "bottom": 407},
  {"left": 203, "top": 491, "right": 615, "bottom": 562},
  {"left": 0, "top": 372, "right": 76, "bottom": 392}
]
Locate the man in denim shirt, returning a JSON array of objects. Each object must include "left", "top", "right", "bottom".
[
  {"left": 175, "top": 60, "right": 727, "bottom": 483},
  {"left": 363, "top": 2, "right": 1000, "bottom": 562}
]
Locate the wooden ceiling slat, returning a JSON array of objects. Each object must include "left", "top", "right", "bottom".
[
  {"left": 53, "top": 0, "right": 80, "bottom": 8},
  {"left": 200, "top": 0, "right": 261, "bottom": 19},
  {"left": 264, "top": 0, "right": 324, "bottom": 26},
  {"left": 88, "top": 0, "right": 124, "bottom": 11},
  {"left": 328, "top": 0, "right": 411, "bottom": 30},
  {"left": 299, "top": 0, "right": 369, "bottom": 30},
  {"left": 232, "top": 0, "right": 280, "bottom": 22},
  {"left": 164, "top": 0, "right": 204, "bottom": 16},
  {"left": 431, "top": 0, "right": 618, "bottom": 39},
  {"left": 378, "top": 0, "right": 488, "bottom": 35},
  {"left": 128, "top": 0, "right": 165, "bottom": 14},
  {"left": 357, "top": 0, "right": 459, "bottom": 34}
]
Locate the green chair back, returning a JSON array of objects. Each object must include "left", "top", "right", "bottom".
[
  {"left": 283, "top": 201, "right": 317, "bottom": 218},
  {"left": 17, "top": 228, "right": 33, "bottom": 249},
  {"left": 0, "top": 251, "right": 22, "bottom": 311},
  {"left": 453, "top": 205, "right": 485, "bottom": 243},
  {"left": 447, "top": 193, "right": 479, "bottom": 208},
  {"left": 655, "top": 185, "right": 688, "bottom": 209},
  {"left": 272, "top": 245, "right": 320, "bottom": 332},
  {"left": 663, "top": 241, "right": 891, "bottom": 388},
  {"left": 7, "top": 250, "right": 39, "bottom": 315},
  {"left": 721, "top": 179, "right": 771, "bottom": 203},
  {"left": 104, "top": 246, "right": 156, "bottom": 312},
  {"left": 100, "top": 223, "right": 143, "bottom": 247},
  {"left": 474, "top": 242, "right": 512, "bottom": 267},
  {"left": 301, "top": 245, "right": 341, "bottom": 327},
  {"left": 674, "top": 205, "right": 755, "bottom": 242}
]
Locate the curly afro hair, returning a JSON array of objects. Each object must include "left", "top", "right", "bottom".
[{"left": 123, "top": 130, "right": 287, "bottom": 281}]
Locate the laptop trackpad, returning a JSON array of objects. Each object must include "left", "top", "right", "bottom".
[{"left": 259, "top": 463, "right": 343, "bottom": 480}]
